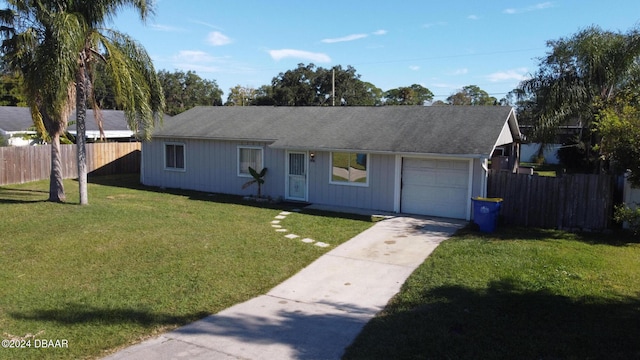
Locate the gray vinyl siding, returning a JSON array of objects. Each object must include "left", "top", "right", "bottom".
[
  {"left": 307, "top": 152, "right": 396, "bottom": 212},
  {"left": 471, "top": 158, "right": 486, "bottom": 199},
  {"left": 142, "top": 138, "right": 486, "bottom": 215},
  {"left": 142, "top": 138, "right": 286, "bottom": 198}
]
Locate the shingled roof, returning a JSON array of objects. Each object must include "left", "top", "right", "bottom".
[
  {"left": 153, "top": 106, "right": 519, "bottom": 157},
  {"left": 0, "top": 106, "right": 132, "bottom": 132}
]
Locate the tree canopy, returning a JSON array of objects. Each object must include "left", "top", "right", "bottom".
[
  {"left": 446, "top": 85, "right": 497, "bottom": 106},
  {"left": 517, "top": 25, "right": 640, "bottom": 178},
  {"left": 159, "top": 70, "right": 222, "bottom": 115},
  {"left": 266, "top": 63, "right": 383, "bottom": 106},
  {"left": 0, "top": 65, "right": 26, "bottom": 106},
  {"left": 384, "top": 84, "right": 433, "bottom": 105}
]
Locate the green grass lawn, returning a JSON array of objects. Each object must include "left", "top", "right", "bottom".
[
  {"left": 0, "top": 175, "right": 373, "bottom": 360},
  {"left": 519, "top": 162, "right": 564, "bottom": 177},
  {"left": 343, "top": 226, "right": 640, "bottom": 359}
]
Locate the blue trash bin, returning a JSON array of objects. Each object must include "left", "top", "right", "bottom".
[{"left": 472, "top": 197, "right": 503, "bottom": 233}]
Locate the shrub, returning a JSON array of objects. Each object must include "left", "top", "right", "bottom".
[{"left": 614, "top": 204, "right": 640, "bottom": 235}]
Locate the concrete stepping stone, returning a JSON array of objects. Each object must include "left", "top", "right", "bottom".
[
  {"left": 271, "top": 224, "right": 282, "bottom": 228},
  {"left": 301, "top": 238, "right": 315, "bottom": 243},
  {"left": 279, "top": 211, "right": 291, "bottom": 216},
  {"left": 314, "top": 242, "right": 330, "bottom": 248},
  {"left": 275, "top": 229, "right": 288, "bottom": 232},
  {"left": 285, "top": 234, "right": 299, "bottom": 239},
  {"left": 271, "top": 220, "right": 280, "bottom": 224},
  {"left": 274, "top": 215, "right": 286, "bottom": 220}
]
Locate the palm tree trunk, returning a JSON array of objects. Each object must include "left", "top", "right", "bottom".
[
  {"left": 76, "top": 59, "right": 88, "bottom": 205},
  {"left": 49, "top": 132, "right": 66, "bottom": 202}
]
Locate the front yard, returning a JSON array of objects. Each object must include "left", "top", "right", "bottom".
[
  {"left": 4, "top": 174, "right": 639, "bottom": 359},
  {"left": 343, "top": 227, "right": 640, "bottom": 359},
  {"left": 0, "top": 175, "right": 373, "bottom": 359}
]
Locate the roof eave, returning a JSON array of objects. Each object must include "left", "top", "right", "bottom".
[{"left": 271, "top": 144, "right": 487, "bottom": 158}]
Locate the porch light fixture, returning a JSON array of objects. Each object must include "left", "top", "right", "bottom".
[{"left": 310, "top": 152, "right": 315, "bottom": 162}]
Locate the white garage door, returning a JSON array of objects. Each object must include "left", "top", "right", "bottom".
[{"left": 401, "top": 158, "right": 470, "bottom": 219}]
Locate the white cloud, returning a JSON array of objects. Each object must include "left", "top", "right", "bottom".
[
  {"left": 207, "top": 31, "right": 232, "bottom": 46},
  {"left": 189, "top": 19, "right": 223, "bottom": 30},
  {"left": 486, "top": 68, "right": 529, "bottom": 82},
  {"left": 173, "top": 50, "right": 218, "bottom": 63},
  {"left": 150, "top": 23, "right": 185, "bottom": 32},
  {"left": 372, "top": 29, "right": 387, "bottom": 35},
  {"left": 467, "top": 14, "right": 479, "bottom": 20},
  {"left": 269, "top": 49, "right": 331, "bottom": 63},
  {"left": 322, "top": 34, "right": 368, "bottom": 43},
  {"left": 503, "top": 2, "right": 554, "bottom": 14},
  {"left": 423, "top": 21, "right": 447, "bottom": 28},
  {"left": 409, "top": 65, "right": 420, "bottom": 71},
  {"left": 451, "top": 68, "right": 469, "bottom": 75}
]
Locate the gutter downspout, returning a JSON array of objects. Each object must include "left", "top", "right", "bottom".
[{"left": 481, "top": 157, "right": 489, "bottom": 198}]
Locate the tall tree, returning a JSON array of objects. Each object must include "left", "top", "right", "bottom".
[
  {"left": 446, "top": 85, "right": 497, "bottom": 105},
  {"left": 518, "top": 26, "right": 640, "bottom": 172},
  {"left": 1, "top": 0, "right": 165, "bottom": 204},
  {"left": 158, "top": 69, "right": 221, "bottom": 115},
  {"left": 0, "top": 64, "right": 27, "bottom": 106},
  {"left": 253, "top": 84, "right": 275, "bottom": 105},
  {"left": 2, "top": 0, "right": 78, "bottom": 201},
  {"left": 270, "top": 63, "right": 381, "bottom": 106},
  {"left": 384, "top": 84, "right": 433, "bottom": 105},
  {"left": 271, "top": 63, "right": 317, "bottom": 106},
  {"left": 73, "top": 0, "right": 165, "bottom": 205},
  {"left": 315, "top": 65, "right": 382, "bottom": 106},
  {"left": 225, "top": 85, "right": 256, "bottom": 106}
]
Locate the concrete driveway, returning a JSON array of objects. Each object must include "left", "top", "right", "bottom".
[{"left": 104, "top": 215, "right": 466, "bottom": 360}]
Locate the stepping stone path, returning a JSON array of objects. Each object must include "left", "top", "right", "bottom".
[{"left": 270, "top": 210, "right": 330, "bottom": 248}]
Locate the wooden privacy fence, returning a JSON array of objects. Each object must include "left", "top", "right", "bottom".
[
  {"left": 487, "top": 170, "right": 614, "bottom": 231},
  {"left": 0, "top": 142, "right": 141, "bottom": 186}
]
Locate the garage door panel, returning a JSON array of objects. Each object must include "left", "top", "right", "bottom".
[
  {"left": 401, "top": 158, "right": 469, "bottom": 219},
  {"left": 403, "top": 169, "right": 467, "bottom": 188}
]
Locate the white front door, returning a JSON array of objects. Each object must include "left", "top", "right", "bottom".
[{"left": 286, "top": 152, "right": 307, "bottom": 201}]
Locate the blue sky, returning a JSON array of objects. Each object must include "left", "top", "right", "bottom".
[{"left": 111, "top": 0, "right": 639, "bottom": 102}]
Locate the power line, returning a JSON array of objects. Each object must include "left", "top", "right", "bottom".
[{"left": 350, "top": 47, "right": 544, "bottom": 67}]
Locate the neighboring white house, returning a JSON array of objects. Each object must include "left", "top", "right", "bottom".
[
  {"left": 141, "top": 106, "right": 522, "bottom": 221},
  {"left": 0, "top": 106, "right": 137, "bottom": 145},
  {"left": 0, "top": 106, "right": 38, "bottom": 146},
  {"left": 519, "top": 120, "right": 585, "bottom": 164}
]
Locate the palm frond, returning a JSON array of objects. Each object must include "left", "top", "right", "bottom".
[{"left": 97, "top": 29, "right": 164, "bottom": 140}]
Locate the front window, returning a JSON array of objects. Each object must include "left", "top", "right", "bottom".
[
  {"left": 165, "top": 143, "right": 185, "bottom": 170},
  {"left": 330, "top": 152, "right": 368, "bottom": 186},
  {"left": 238, "top": 146, "right": 263, "bottom": 176}
]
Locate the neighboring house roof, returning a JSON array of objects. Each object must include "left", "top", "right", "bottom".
[
  {"left": 153, "top": 106, "right": 520, "bottom": 157},
  {"left": 0, "top": 106, "right": 34, "bottom": 132},
  {"left": 0, "top": 106, "right": 135, "bottom": 139}
]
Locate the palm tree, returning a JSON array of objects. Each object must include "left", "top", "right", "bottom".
[
  {"left": 518, "top": 26, "right": 640, "bottom": 164},
  {"left": 71, "top": 1, "right": 164, "bottom": 205},
  {"left": 1, "top": 0, "right": 164, "bottom": 204},
  {"left": 1, "top": 0, "right": 81, "bottom": 202}
]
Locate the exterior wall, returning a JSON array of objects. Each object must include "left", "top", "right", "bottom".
[
  {"left": 142, "top": 138, "right": 487, "bottom": 217},
  {"left": 471, "top": 158, "right": 486, "bottom": 199},
  {"left": 521, "top": 143, "right": 561, "bottom": 164},
  {"left": 624, "top": 174, "right": 640, "bottom": 229},
  {"left": 307, "top": 151, "right": 396, "bottom": 212},
  {"left": 142, "top": 138, "right": 286, "bottom": 198}
]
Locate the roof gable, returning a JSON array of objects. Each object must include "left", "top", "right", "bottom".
[{"left": 153, "top": 106, "right": 519, "bottom": 157}]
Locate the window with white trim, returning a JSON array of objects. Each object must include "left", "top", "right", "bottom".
[
  {"left": 165, "top": 143, "right": 185, "bottom": 170},
  {"left": 330, "top": 152, "right": 369, "bottom": 186},
  {"left": 238, "top": 146, "right": 264, "bottom": 177}
]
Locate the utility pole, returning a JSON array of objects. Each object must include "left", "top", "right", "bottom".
[{"left": 332, "top": 68, "right": 335, "bottom": 106}]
